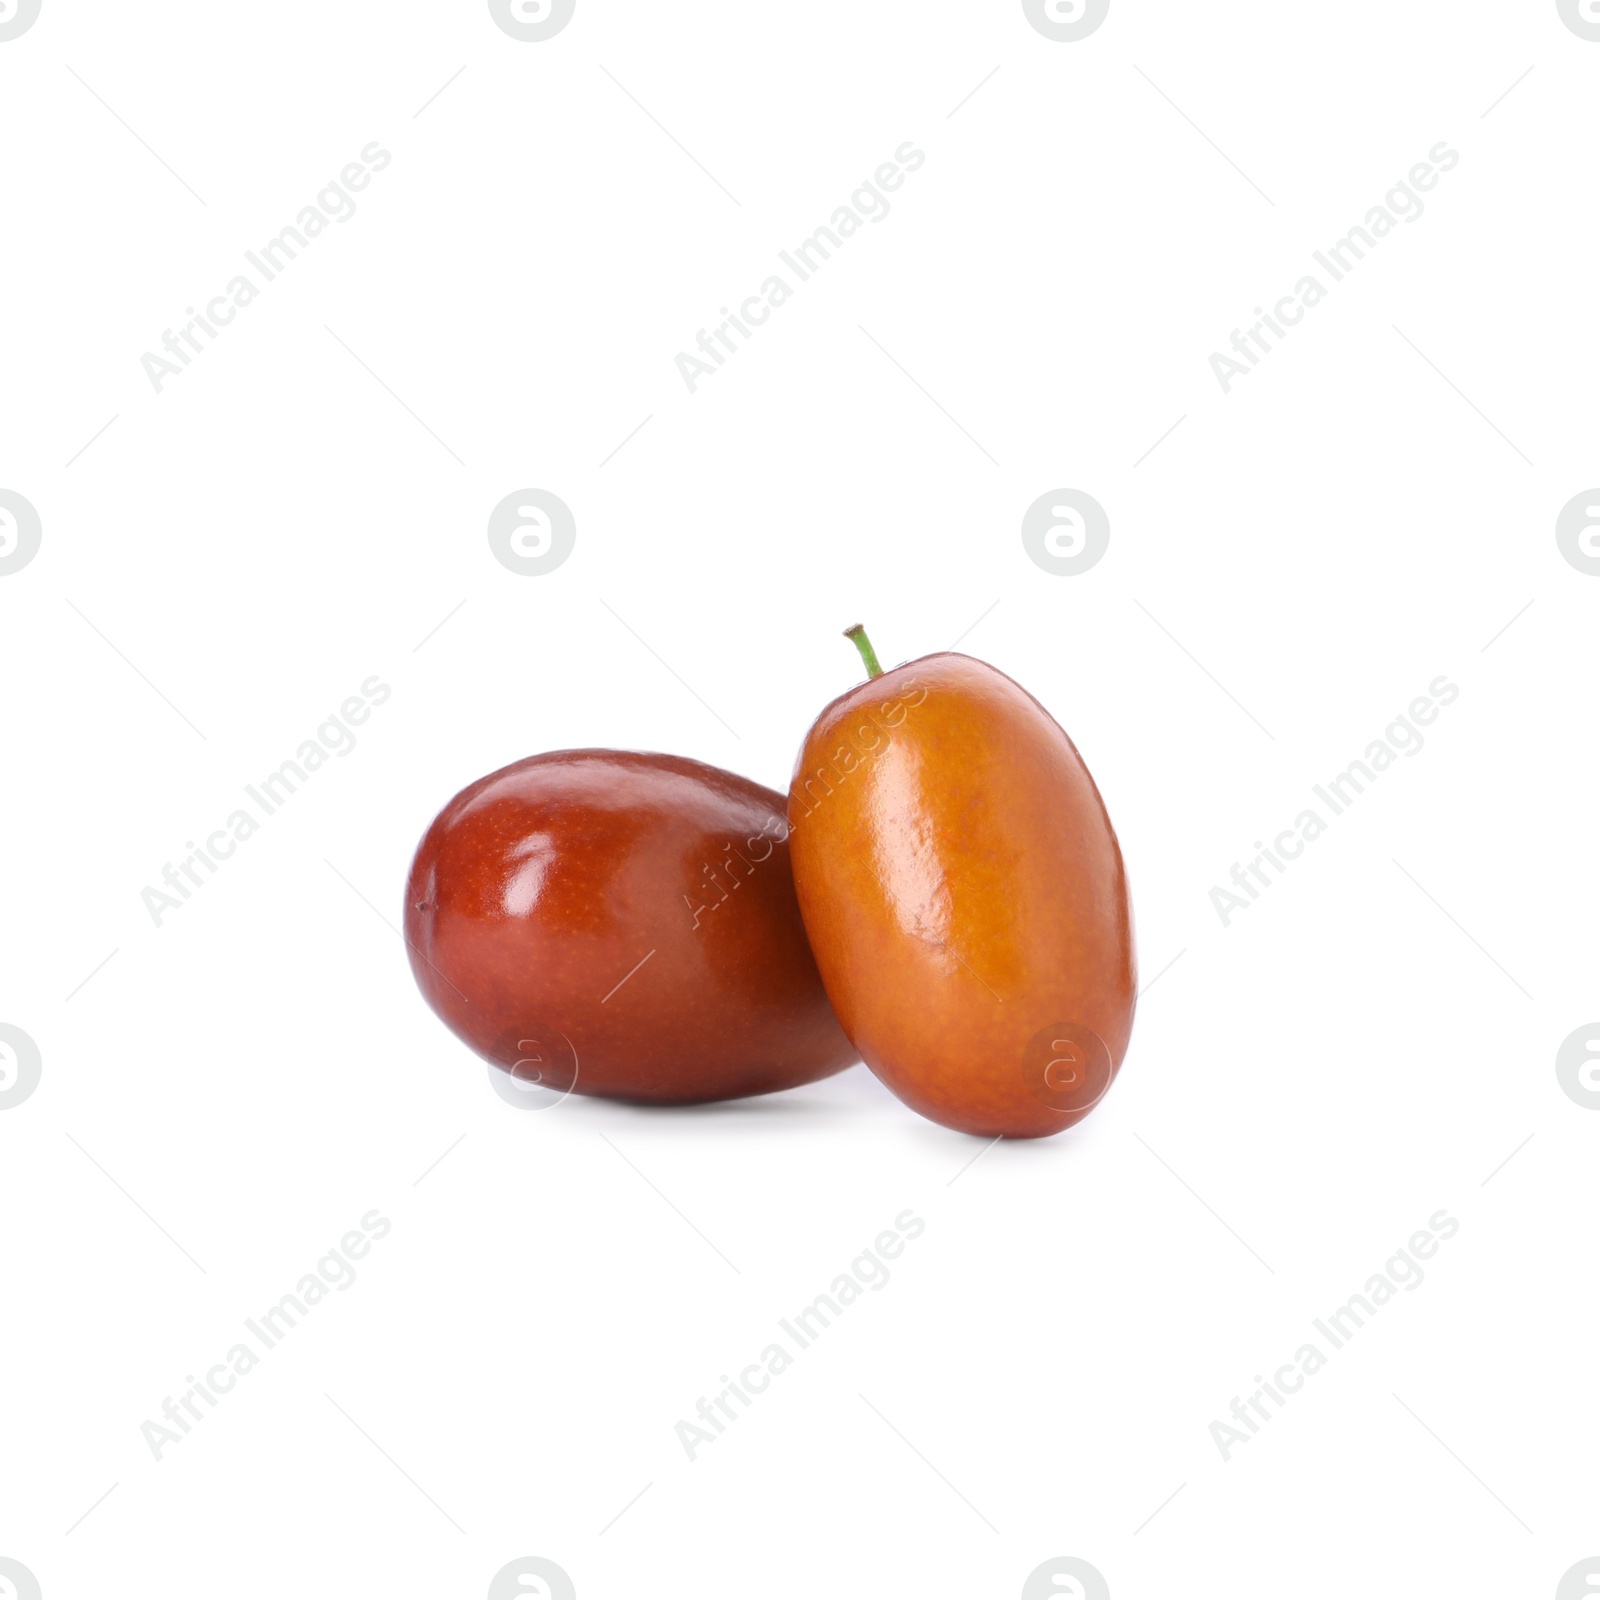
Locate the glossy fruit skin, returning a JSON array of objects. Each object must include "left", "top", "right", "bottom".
[
  {"left": 405, "top": 750, "right": 858, "bottom": 1103},
  {"left": 787, "top": 653, "right": 1135, "bottom": 1138}
]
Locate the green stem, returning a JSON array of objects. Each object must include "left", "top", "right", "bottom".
[{"left": 843, "top": 623, "right": 884, "bottom": 679}]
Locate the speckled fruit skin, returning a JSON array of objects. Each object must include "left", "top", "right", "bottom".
[
  {"left": 787, "top": 653, "right": 1135, "bottom": 1139},
  {"left": 405, "top": 750, "right": 858, "bottom": 1103}
]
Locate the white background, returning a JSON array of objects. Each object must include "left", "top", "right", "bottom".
[{"left": 2, "top": 2, "right": 1597, "bottom": 1596}]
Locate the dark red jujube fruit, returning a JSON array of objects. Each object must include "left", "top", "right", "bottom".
[{"left": 405, "top": 749, "right": 858, "bottom": 1103}]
